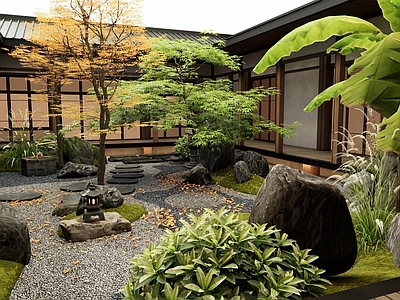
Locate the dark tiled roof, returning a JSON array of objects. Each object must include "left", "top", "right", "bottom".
[{"left": 0, "top": 14, "right": 230, "bottom": 47}]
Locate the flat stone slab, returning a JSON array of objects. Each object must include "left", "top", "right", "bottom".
[
  {"left": 110, "top": 168, "right": 144, "bottom": 174},
  {"left": 0, "top": 191, "right": 42, "bottom": 201},
  {"left": 165, "top": 193, "right": 224, "bottom": 209},
  {"left": 112, "top": 173, "right": 144, "bottom": 179},
  {"left": 62, "top": 193, "right": 81, "bottom": 204},
  {"left": 60, "top": 182, "right": 89, "bottom": 192},
  {"left": 107, "top": 178, "right": 139, "bottom": 184},
  {"left": 59, "top": 212, "right": 132, "bottom": 242},
  {"left": 123, "top": 158, "right": 164, "bottom": 164},
  {"left": 115, "top": 164, "right": 141, "bottom": 169},
  {"left": 111, "top": 186, "right": 136, "bottom": 195}
]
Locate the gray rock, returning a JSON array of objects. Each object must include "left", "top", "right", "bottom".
[
  {"left": 59, "top": 212, "right": 132, "bottom": 242},
  {"left": 249, "top": 164, "right": 357, "bottom": 276},
  {"left": 184, "top": 163, "right": 214, "bottom": 185},
  {"left": 234, "top": 161, "right": 252, "bottom": 183},
  {"left": 199, "top": 144, "right": 236, "bottom": 173},
  {"left": 386, "top": 213, "right": 400, "bottom": 267},
  {"left": 243, "top": 150, "right": 270, "bottom": 177},
  {"left": 63, "top": 136, "right": 99, "bottom": 165},
  {"left": 0, "top": 202, "right": 31, "bottom": 265},
  {"left": 52, "top": 202, "right": 78, "bottom": 217},
  {"left": 235, "top": 149, "right": 245, "bottom": 162},
  {"left": 340, "top": 170, "right": 374, "bottom": 211},
  {"left": 57, "top": 162, "right": 98, "bottom": 178},
  {"left": 381, "top": 151, "right": 398, "bottom": 174}
]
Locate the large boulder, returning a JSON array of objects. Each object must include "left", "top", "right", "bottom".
[
  {"left": 243, "top": 150, "right": 270, "bottom": 177},
  {"left": 249, "top": 164, "right": 357, "bottom": 276},
  {"left": 57, "top": 162, "right": 98, "bottom": 178},
  {"left": 63, "top": 136, "right": 99, "bottom": 165},
  {"left": 0, "top": 202, "right": 31, "bottom": 265},
  {"left": 184, "top": 164, "right": 214, "bottom": 185},
  {"left": 59, "top": 212, "right": 131, "bottom": 242},
  {"left": 199, "top": 144, "right": 236, "bottom": 173},
  {"left": 386, "top": 213, "right": 400, "bottom": 267},
  {"left": 234, "top": 161, "right": 252, "bottom": 183}
]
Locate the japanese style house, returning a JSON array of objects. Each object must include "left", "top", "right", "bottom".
[{"left": 0, "top": 0, "right": 387, "bottom": 176}]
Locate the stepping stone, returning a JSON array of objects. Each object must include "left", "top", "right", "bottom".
[
  {"left": 107, "top": 178, "right": 139, "bottom": 184},
  {"left": 60, "top": 182, "right": 89, "bottom": 192},
  {"left": 110, "top": 169, "right": 144, "bottom": 174},
  {"left": 0, "top": 191, "right": 42, "bottom": 202},
  {"left": 115, "top": 164, "right": 141, "bottom": 169},
  {"left": 112, "top": 173, "right": 144, "bottom": 179},
  {"left": 123, "top": 158, "right": 164, "bottom": 164},
  {"left": 62, "top": 193, "right": 81, "bottom": 204},
  {"left": 112, "top": 185, "right": 136, "bottom": 195}
]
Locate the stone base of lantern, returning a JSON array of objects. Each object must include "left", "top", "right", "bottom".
[{"left": 59, "top": 212, "right": 131, "bottom": 242}]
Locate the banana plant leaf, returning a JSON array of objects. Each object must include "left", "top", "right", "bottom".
[
  {"left": 253, "top": 16, "right": 382, "bottom": 74},
  {"left": 304, "top": 82, "right": 343, "bottom": 112},
  {"left": 377, "top": 105, "right": 400, "bottom": 153},
  {"left": 327, "top": 32, "right": 386, "bottom": 55},
  {"left": 341, "top": 32, "right": 400, "bottom": 118},
  {"left": 379, "top": 0, "right": 400, "bottom": 32}
]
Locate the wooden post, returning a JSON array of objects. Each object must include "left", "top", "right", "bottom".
[
  {"left": 275, "top": 61, "right": 284, "bottom": 154},
  {"left": 237, "top": 69, "right": 251, "bottom": 147},
  {"left": 317, "top": 55, "right": 333, "bottom": 151},
  {"left": 331, "top": 52, "right": 346, "bottom": 164}
]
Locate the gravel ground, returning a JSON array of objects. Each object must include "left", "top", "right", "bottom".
[{"left": 2, "top": 161, "right": 255, "bottom": 300}]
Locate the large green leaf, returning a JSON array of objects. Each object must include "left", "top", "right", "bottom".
[
  {"left": 253, "top": 16, "right": 382, "bottom": 73},
  {"left": 378, "top": 0, "right": 400, "bottom": 32},
  {"left": 304, "top": 82, "right": 343, "bottom": 112},
  {"left": 377, "top": 105, "right": 400, "bottom": 153},
  {"left": 341, "top": 32, "right": 400, "bottom": 117},
  {"left": 327, "top": 32, "right": 386, "bottom": 55}
]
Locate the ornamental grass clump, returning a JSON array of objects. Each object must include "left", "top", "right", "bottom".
[
  {"left": 124, "top": 208, "right": 330, "bottom": 300},
  {"left": 329, "top": 110, "right": 397, "bottom": 254}
]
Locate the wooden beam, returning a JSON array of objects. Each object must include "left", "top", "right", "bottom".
[
  {"left": 331, "top": 52, "right": 346, "bottom": 164},
  {"left": 275, "top": 61, "right": 284, "bottom": 153}
]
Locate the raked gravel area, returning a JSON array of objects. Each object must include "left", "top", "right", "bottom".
[{"left": 1, "top": 161, "right": 255, "bottom": 300}]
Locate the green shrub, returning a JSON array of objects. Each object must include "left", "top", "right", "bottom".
[{"left": 124, "top": 208, "right": 330, "bottom": 300}]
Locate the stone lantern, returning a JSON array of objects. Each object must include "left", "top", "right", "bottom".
[{"left": 79, "top": 183, "right": 105, "bottom": 223}]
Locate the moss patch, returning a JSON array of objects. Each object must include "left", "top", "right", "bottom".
[
  {"left": 211, "top": 167, "right": 264, "bottom": 195},
  {"left": 323, "top": 248, "right": 400, "bottom": 295},
  {"left": 0, "top": 260, "right": 24, "bottom": 300}
]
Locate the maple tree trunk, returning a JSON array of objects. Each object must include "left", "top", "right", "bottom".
[
  {"left": 97, "top": 103, "right": 109, "bottom": 185},
  {"left": 56, "top": 115, "right": 64, "bottom": 168},
  {"left": 97, "top": 132, "right": 106, "bottom": 185}
]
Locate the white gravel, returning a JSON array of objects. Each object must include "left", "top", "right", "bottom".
[{"left": 1, "top": 161, "right": 254, "bottom": 300}]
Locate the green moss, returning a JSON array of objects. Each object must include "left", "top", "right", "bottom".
[
  {"left": 323, "top": 248, "right": 400, "bottom": 295},
  {"left": 0, "top": 260, "right": 24, "bottom": 300},
  {"left": 211, "top": 167, "right": 264, "bottom": 195},
  {"left": 58, "top": 203, "right": 147, "bottom": 237}
]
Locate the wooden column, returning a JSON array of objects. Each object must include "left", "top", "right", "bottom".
[
  {"left": 317, "top": 55, "right": 333, "bottom": 151},
  {"left": 331, "top": 52, "right": 346, "bottom": 164},
  {"left": 275, "top": 61, "right": 284, "bottom": 154},
  {"left": 237, "top": 70, "right": 251, "bottom": 146}
]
